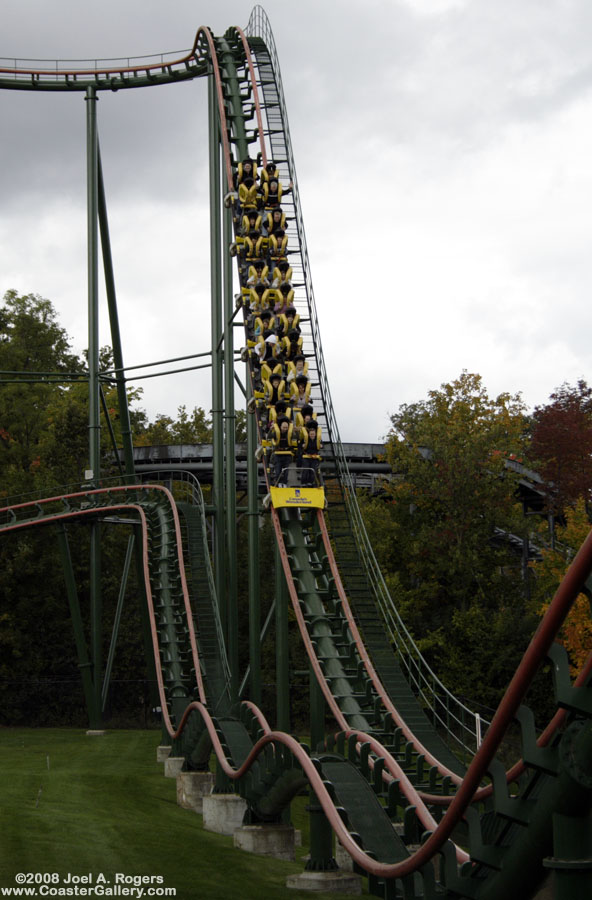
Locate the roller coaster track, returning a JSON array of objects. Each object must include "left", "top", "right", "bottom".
[
  {"left": 1, "top": 476, "right": 591, "bottom": 895},
  {"left": 1, "top": 7, "right": 591, "bottom": 898}
]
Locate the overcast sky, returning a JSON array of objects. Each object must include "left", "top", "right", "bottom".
[{"left": 2, "top": 0, "right": 592, "bottom": 442}]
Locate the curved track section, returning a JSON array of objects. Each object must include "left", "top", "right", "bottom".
[
  {"left": 246, "top": 6, "right": 487, "bottom": 764},
  {"left": 0, "top": 485, "right": 206, "bottom": 730},
  {"left": 226, "top": 10, "right": 592, "bottom": 897},
  {"left": 209, "top": 19, "right": 475, "bottom": 849},
  {"left": 2, "top": 9, "right": 592, "bottom": 899},
  {"left": 2, "top": 478, "right": 590, "bottom": 895}
]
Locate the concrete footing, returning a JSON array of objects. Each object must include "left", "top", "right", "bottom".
[
  {"left": 234, "top": 824, "right": 296, "bottom": 861},
  {"left": 164, "top": 756, "right": 185, "bottom": 778},
  {"left": 203, "top": 794, "right": 247, "bottom": 835},
  {"left": 406, "top": 843, "right": 440, "bottom": 880},
  {"left": 86, "top": 730, "right": 107, "bottom": 737},
  {"left": 286, "top": 871, "right": 363, "bottom": 893},
  {"left": 156, "top": 745, "right": 171, "bottom": 763},
  {"left": 335, "top": 841, "right": 354, "bottom": 872},
  {"left": 532, "top": 874, "right": 554, "bottom": 899},
  {"left": 176, "top": 771, "right": 214, "bottom": 813}
]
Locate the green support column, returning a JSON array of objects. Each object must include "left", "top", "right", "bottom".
[
  {"left": 101, "top": 533, "right": 134, "bottom": 712},
  {"left": 307, "top": 669, "right": 336, "bottom": 875},
  {"left": 223, "top": 202, "right": 239, "bottom": 702},
  {"left": 543, "top": 720, "right": 592, "bottom": 900},
  {"left": 247, "top": 386, "right": 261, "bottom": 705},
  {"left": 215, "top": 32, "right": 260, "bottom": 710},
  {"left": 216, "top": 37, "right": 250, "bottom": 160},
  {"left": 85, "top": 91, "right": 100, "bottom": 484},
  {"left": 310, "top": 662, "right": 326, "bottom": 753},
  {"left": 306, "top": 795, "right": 337, "bottom": 873},
  {"left": 97, "top": 142, "right": 135, "bottom": 482},
  {"left": 548, "top": 809, "right": 592, "bottom": 900},
  {"left": 97, "top": 146, "right": 158, "bottom": 708},
  {"left": 88, "top": 521, "right": 102, "bottom": 729},
  {"left": 306, "top": 652, "right": 335, "bottom": 871},
  {"left": 132, "top": 521, "right": 160, "bottom": 714},
  {"left": 275, "top": 540, "right": 290, "bottom": 732},
  {"left": 85, "top": 85, "right": 102, "bottom": 730},
  {"left": 209, "top": 71, "right": 226, "bottom": 638},
  {"left": 57, "top": 526, "right": 97, "bottom": 726}
]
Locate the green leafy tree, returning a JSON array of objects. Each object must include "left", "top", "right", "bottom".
[
  {"left": 0, "top": 290, "right": 253, "bottom": 726},
  {"left": 362, "top": 372, "right": 536, "bottom": 708},
  {"left": 0, "top": 291, "right": 82, "bottom": 492},
  {"left": 0, "top": 293, "right": 150, "bottom": 726},
  {"left": 135, "top": 405, "right": 247, "bottom": 446},
  {"left": 133, "top": 405, "right": 211, "bottom": 445}
]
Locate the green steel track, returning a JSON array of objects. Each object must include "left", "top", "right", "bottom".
[{"left": 1, "top": 7, "right": 591, "bottom": 898}]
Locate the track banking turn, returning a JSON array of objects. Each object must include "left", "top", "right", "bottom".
[{"left": 0, "top": 7, "right": 591, "bottom": 899}]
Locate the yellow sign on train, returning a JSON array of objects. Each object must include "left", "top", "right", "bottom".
[{"left": 270, "top": 486, "right": 325, "bottom": 509}]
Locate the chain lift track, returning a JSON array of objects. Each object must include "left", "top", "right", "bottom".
[{"left": 0, "top": 7, "right": 591, "bottom": 898}]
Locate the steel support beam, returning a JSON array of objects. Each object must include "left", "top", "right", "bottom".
[
  {"left": 101, "top": 533, "right": 135, "bottom": 711},
  {"left": 85, "top": 85, "right": 102, "bottom": 729},
  {"left": 97, "top": 142, "right": 158, "bottom": 708},
  {"left": 247, "top": 399, "right": 261, "bottom": 705},
  {"left": 275, "top": 540, "right": 290, "bottom": 732},
  {"left": 223, "top": 202, "right": 239, "bottom": 702},
  {"left": 209, "top": 70, "right": 226, "bottom": 639},
  {"left": 57, "top": 525, "right": 97, "bottom": 727},
  {"left": 97, "top": 140, "right": 136, "bottom": 483},
  {"left": 85, "top": 85, "right": 100, "bottom": 486}
]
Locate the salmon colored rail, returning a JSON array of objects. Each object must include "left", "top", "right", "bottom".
[
  {"left": 317, "top": 508, "right": 464, "bottom": 785},
  {"left": 0, "top": 486, "right": 207, "bottom": 717}
]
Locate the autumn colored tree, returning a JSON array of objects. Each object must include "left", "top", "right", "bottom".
[
  {"left": 530, "top": 379, "right": 592, "bottom": 515},
  {"left": 530, "top": 497, "right": 592, "bottom": 675}
]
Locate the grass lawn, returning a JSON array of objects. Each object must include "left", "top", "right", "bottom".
[{"left": 0, "top": 728, "right": 366, "bottom": 899}]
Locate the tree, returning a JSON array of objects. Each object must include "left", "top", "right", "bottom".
[
  {"left": 0, "top": 291, "right": 82, "bottom": 492},
  {"left": 0, "top": 290, "right": 254, "bottom": 725},
  {"left": 530, "top": 497, "right": 592, "bottom": 675},
  {"left": 530, "top": 379, "right": 592, "bottom": 515},
  {"left": 385, "top": 371, "right": 528, "bottom": 610},
  {"left": 0, "top": 294, "right": 150, "bottom": 726},
  {"left": 361, "top": 372, "right": 535, "bottom": 708},
  {"left": 0, "top": 290, "right": 79, "bottom": 373},
  {"left": 135, "top": 405, "right": 247, "bottom": 446}
]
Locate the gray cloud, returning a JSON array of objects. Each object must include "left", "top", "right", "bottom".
[{"left": 2, "top": 0, "right": 592, "bottom": 440}]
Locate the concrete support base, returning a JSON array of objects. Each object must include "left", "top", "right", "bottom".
[
  {"left": 532, "top": 874, "right": 554, "bottom": 899},
  {"left": 406, "top": 843, "right": 440, "bottom": 880},
  {"left": 286, "top": 871, "right": 362, "bottom": 894},
  {"left": 156, "top": 745, "right": 171, "bottom": 763},
  {"left": 176, "top": 771, "right": 214, "bottom": 813},
  {"left": 234, "top": 824, "right": 296, "bottom": 861},
  {"left": 203, "top": 794, "right": 247, "bottom": 836},
  {"left": 86, "top": 730, "right": 106, "bottom": 737},
  {"left": 164, "top": 756, "right": 185, "bottom": 778},
  {"left": 335, "top": 841, "right": 354, "bottom": 872}
]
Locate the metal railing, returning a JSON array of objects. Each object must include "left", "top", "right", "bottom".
[
  {"left": 0, "top": 49, "right": 190, "bottom": 73},
  {"left": 0, "top": 37, "right": 211, "bottom": 90}
]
